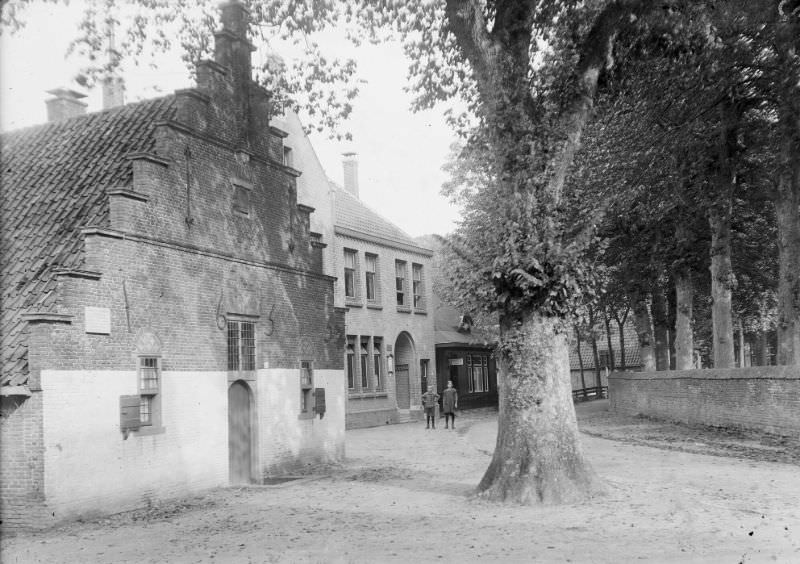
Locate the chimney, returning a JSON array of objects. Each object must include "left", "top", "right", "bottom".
[
  {"left": 102, "top": 76, "right": 125, "bottom": 110},
  {"left": 45, "top": 88, "right": 87, "bottom": 122},
  {"left": 214, "top": 1, "right": 255, "bottom": 87},
  {"left": 342, "top": 152, "right": 359, "bottom": 198}
]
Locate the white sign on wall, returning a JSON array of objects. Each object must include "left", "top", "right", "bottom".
[
  {"left": 448, "top": 358, "right": 464, "bottom": 366},
  {"left": 85, "top": 306, "right": 111, "bottom": 334}
]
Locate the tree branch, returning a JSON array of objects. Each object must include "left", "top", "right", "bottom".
[{"left": 444, "top": 0, "right": 497, "bottom": 102}]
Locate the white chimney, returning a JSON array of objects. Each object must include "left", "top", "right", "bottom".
[
  {"left": 342, "top": 152, "right": 359, "bottom": 198},
  {"left": 45, "top": 88, "right": 87, "bottom": 122}
]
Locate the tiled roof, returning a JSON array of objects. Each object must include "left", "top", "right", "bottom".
[
  {"left": 333, "top": 184, "right": 429, "bottom": 252},
  {"left": 433, "top": 294, "right": 495, "bottom": 348},
  {"left": 1, "top": 96, "right": 177, "bottom": 385}
]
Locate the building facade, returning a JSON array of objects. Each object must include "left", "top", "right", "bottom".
[
  {"left": 0, "top": 2, "right": 345, "bottom": 530},
  {"left": 329, "top": 172, "right": 437, "bottom": 429}
]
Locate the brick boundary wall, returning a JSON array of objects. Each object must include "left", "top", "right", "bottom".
[{"left": 609, "top": 366, "right": 800, "bottom": 436}]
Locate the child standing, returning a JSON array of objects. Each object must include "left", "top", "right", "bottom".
[
  {"left": 441, "top": 380, "right": 458, "bottom": 429},
  {"left": 421, "top": 385, "right": 440, "bottom": 429}
]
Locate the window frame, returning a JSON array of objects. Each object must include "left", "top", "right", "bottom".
[
  {"left": 360, "top": 340, "right": 370, "bottom": 390},
  {"left": 412, "top": 263, "right": 424, "bottom": 310},
  {"left": 346, "top": 338, "right": 356, "bottom": 390},
  {"left": 395, "top": 260, "right": 407, "bottom": 308},
  {"left": 365, "top": 253, "right": 378, "bottom": 302},
  {"left": 231, "top": 178, "right": 253, "bottom": 216},
  {"left": 299, "top": 360, "right": 314, "bottom": 418},
  {"left": 227, "top": 319, "right": 256, "bottom": 375},
  {"left": 137, "top": 355, "right": 162, "bottom": 428},
  {"left": 373, "top": 338, "right": 383, "bottom": 391},
  {"left": 344, "top": 249, "right": 358, "bottom": 300}
]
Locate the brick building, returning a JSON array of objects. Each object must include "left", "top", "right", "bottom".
[
  {"left": 0, "top": 2, "right": 345, "bottom": 530},
  {"left": 327, "top": 161, "right": 437, "bottom": 429}
]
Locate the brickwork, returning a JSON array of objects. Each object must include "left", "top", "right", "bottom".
[
  {"left": 333, "top": 232, "right": 437, "bottom": 428},
  {"left": 0, "top": 2, "right": 346, "bottom": 531},
  {"left": 609, "top": 367, "right": 800, "bottom": 436},
  {"left": 0, "top": 393, "right": 46, "bottom": 529}
]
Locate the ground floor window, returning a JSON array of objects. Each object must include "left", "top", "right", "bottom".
[
  {"left": 346, "top": 337, "right": 356, "bottom": 390},
  {"left": 300, "top": 360, "right": 313, "bottom": 415},
  {"left": 138, "top": 356, "right": 161, "bottom": 426},
  {"left": 467, "top": 354, "right": 488, "bottom": 393},
  {"left": 228, "top": 320, "right": 255, "bottom": 372}
]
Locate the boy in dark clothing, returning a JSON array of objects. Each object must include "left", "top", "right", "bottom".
[
  {"left": 441, "top": 380, "right": 458, "bottom": 429},
  {"left": 421, "top": 385, "right": 440, "bottom": 429}
]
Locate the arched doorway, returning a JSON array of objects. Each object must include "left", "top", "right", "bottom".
[
  {"left": 228, "top": 380, "right": 253, "bottom": 484},
  {"left": 394, "top": 332, "right": 415, "bottom": 409}
]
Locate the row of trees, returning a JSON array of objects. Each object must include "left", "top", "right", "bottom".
[{"left": 566, "top": 0, "right": 799, "bottom": 372}]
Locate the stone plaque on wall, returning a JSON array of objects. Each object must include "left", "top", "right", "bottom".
[{"left": 85, "top": 306, "right": 111, "bottom": 334}]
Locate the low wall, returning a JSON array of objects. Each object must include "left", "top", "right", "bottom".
[{"left": 609, "top": 366, "right": 800, "bottom": 436}]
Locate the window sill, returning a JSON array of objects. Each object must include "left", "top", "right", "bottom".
[
  {"left": 298, "top": 411, "right": 315, "bottom": 420},
  {"left": 348, "top": 391, "right": 388, "bottom": 399},
  {"left": 133, "top": 425, "right": 166, "bottom": 437},
  {"left": 396, "top": 306, "right": 412, "bottom": 314},
  {"left": 413, "top": 308, "right": 427, "bottom": 315},
  {"left": 366, "top": 302, "right": 383, "bottom": 310},
  {"left": 345, "top": 298, "right": 363, "bottom": 308}
]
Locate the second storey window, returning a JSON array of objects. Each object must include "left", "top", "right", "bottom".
[
  {"left": 138, "top": 356, "right": 160, "bottom": 426},
  {"left": 344, "top": 250, "right": 357, "bottom": 299},
  {"left": 412, "top": 263, "right": 424, "bottom": 309},
  {"left": 365, "top": 254, "right": 377, "bottom": 301},
  {"left": 395, "top": 260, "right": 407, "bottom": 306},
  {"left": 228, "top": 320, "right": 255, "bottom": 372}
]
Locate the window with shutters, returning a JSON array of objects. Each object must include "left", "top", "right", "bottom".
[
  {"left": 299, "top": 360, "right": 314, "bottom": 418},
  {"left": 138, "top": 356, "right": 161, "bottom": 427},
  {"left": 228, "top": 320, "right": 256, "bottom": 374}
]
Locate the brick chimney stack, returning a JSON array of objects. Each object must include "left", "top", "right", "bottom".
[
  {"left": 214, "top": 1, "right": 255, "bottom": 87},
  {"left": 342, "top": 152, "right": 359, "bottom": 199},
  {"left": 45, "top": 88, "right": 87, "bottom": 122},
  {"left": 102, "top": 76, "right": 125, "bottom": 110}
]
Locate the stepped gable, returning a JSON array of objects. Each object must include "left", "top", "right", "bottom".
[
  {"left": 333, "top": 183, "right": 429, "bottom": 252},
  {"left": 1, "top": 96, "right": 177, "bottom": 385}
]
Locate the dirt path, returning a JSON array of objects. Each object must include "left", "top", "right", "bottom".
[{"left": 2, "top": 404, "right": 799, "bottom": 563}]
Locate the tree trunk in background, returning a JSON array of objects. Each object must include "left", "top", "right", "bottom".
[
  {"left": 758, "top": 330, "right": 770, "bottom": 366},
  {"left": 709, "top": 101, "right": 737, "bottom": 369},
  {"left": 774, "top": 4, "right": 800, "bottom": 366},
  {"left": 587, "top": 305, "right": 602, "bottom": 387},
  {"left": 651, "top": 288, "right": 671, "bottom": 370},
  {"left": 737, "top": 319, "right": 746, "bottom": 367},
  {"left": 709, "top": 202, "right": 736, "bottom": 368},
  {"left": 478, "top": 313, "right": 603, "bottom": 503},
  {"left": 603, "top": 309, "right": 616, "bottom": 371},
  {"left": 613, "top": 305, "right": 630, "bottom": 370},
  {"left": 576, "top": 326, "right": 587, "bottom": 392},
  {"left": 633, "top": 298, "right": 657, "bottom": 371},
  {"left": 674, "top": 270, "right": 694, "bottom": 370}
]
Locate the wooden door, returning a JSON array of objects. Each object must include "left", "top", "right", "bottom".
[
  {"left": 228, "top": 380, "right": 252, "bottom": 484},
  {"left": 395, "top": 363, "right": 410, "bottom": 409}
]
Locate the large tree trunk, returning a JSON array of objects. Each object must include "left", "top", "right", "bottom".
[
  {"left": 709, "top": 203, "right": 736, "bottom": 368},
  {"left": 478, "top": 313, "right": 603, "bottom": 503},
  {"left": 651, "top": 288, "right": 671, "bottom": 370},
  {"left": 616, "top": 318, "right": 627, "bottom": 370},
  {"left": 633, "top": 298, "right": 657, "bottom": 371},
  {"left": 674, "top": 270, "right": 694, "bottom": 370}
]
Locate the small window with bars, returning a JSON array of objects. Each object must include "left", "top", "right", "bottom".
[
  {"left": 228, "top": 320, "right": 256, "bottom": 373},
  {"left": 138, "top": 356, "right": 160, "bottom": 426},
  {"left": 300, "top": 360, "right": 313, "bottom": 414}
]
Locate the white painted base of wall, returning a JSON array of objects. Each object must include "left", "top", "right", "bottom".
[{"left": 39, "top": 367, "right": 345, "bottom": 520}]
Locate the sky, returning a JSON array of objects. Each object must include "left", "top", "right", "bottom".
[{"left": 0, "top": 1, "right": 461, "bottom": 238}]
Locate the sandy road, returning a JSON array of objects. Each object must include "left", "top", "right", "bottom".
[{"left": 2, "top": 403, "right": 799, "bottom": 563}]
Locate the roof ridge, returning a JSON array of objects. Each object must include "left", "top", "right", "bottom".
[{"left": 1, "top": 94, "right": 175, "bottom": 138}]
